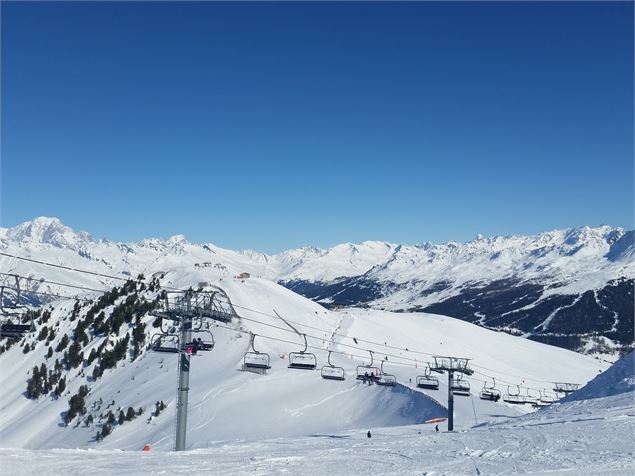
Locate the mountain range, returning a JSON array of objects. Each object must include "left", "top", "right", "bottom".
[{"left": 1, "top": 217, "right": 633, "bottom": 356}]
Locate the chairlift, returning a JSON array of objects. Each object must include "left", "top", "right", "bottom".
[
  {"left": 150, "top": 333, "right": 180, "bottom": 353},
  {"left": 288, "top": 334, "right": 317, "bottom": 370},
  {"left": 539, "top": 389, "right": 558, "bottom": 405},
  {"left": 479, "top": 378, "right": 501, "bottom": 401},
  {"left": 503, "top": 385, "right": 527, "bottom": 404},
  {"left": 525, "top": 388, "right": 540, "bottom": 405},
  {"left": 185, "top": 329, "right": 215, "bottom": 355},
  {"left": 416, "top": 365, "right": 440, "bottom": 390},
  {"left": 450, "top": 373, "right": 470, "bottom": 396},
  {"left": 0, "top": 279, "right": 34, "bottom": 339},
  {"left": 243, "top": 333, "right": 271, "bottom": 370},
  {"left": 376, "top": 360, "right": 397, "bottom": 386},
  {"left": 356, "top": 350, "right": 381, "bottom": 381},
  {"left": 553, "top": 382, "right": 580, "bottom": 394},
  {"left": 321, "top": 350, "right": 345, "bottom": 381}
]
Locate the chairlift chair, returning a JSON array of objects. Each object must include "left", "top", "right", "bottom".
[
  {"left": 416, "top": 365, "right": 440, "bottom": 390},
  {"left": 150, "top": 333, "right": 180, "bottom": 353},
  {"left": 479, "top": 378, "right": 501, "bottom": 401},
  {"left": 553, "top": 382, "right": 580, "bottom": 394},
  {"left": 539, "top": 389, "right": 558, "bottom": 405},
  {"left": 525, "top": 388, "right": 540, "bottom": 405},
  {"left": 0, "top": 279, "right": 33, "bottom": 338},
  {"left": 503, "top": 385, "right": 527, "bottom": 404},
  {"left": 185, "top": 329, "right": 215, "bottom": 355},
  {"left": 288, "top": 334, "right": 317, "bottom": 370},
  {"left": 243, "top": 333, "right": 271, "bottom": 370},
  {"left": 321, "top": 350, "right": 345, "bottom": 381},
  {"left": 356, "top": 350, "right": 381, "bottom": 381},
  {"left": 376, "top": 360, "right": 397, "bottom": 386},
  {"left": 450, "top": 373, "right": 470, "bottom": 396}
]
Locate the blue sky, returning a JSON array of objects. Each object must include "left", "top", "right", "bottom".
[{"left": 1, "top": 1, "right": 633, "bottom": 252}]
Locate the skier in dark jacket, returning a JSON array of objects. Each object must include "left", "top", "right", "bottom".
[
  {"left": 435, "top": 425, "right": 439, "bottom": 432},
  {"left": 367, "top": 430, "right": 372, "bottom": 438}
]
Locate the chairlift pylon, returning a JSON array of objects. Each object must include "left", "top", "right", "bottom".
[
  {"left": 416, "top": 365, "right": 440, "bottom": 390},
  {"left": 242, "top": 333, "right": 271, "bottom": 371},
  {"left": 288, "top": 333, "right": 317, "bottom": 370},
  {"left": 321, "top": 350, "right": 345, "bottom": 381}
]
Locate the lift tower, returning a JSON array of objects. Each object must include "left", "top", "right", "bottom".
[
  {"left": 430, "top": 356, "right": 474, "bottom": 432},
  {"left": 152, "top": 286, "right": 237, "bottom": 451}
]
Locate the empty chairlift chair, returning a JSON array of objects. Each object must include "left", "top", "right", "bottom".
[
  {"left": 321, "top": 350, "right": 345, "bottom": 381},
  {"left": 243, "top": 333, "right": 271, "bottom": 372},
  {"left": 503, "top": 385, "right": 527, "bottom": 404},
  {"left": 525, "top": 388, "right": 540, "bottom": 406},
  {"left": 376, "top": 360, "right": 397, "bottom": 387},
  {"left": 451, "top": 373, "right": 471, "bottom": 396},
  {"left": 151, "top": 333, "right": 180, "bottom": 353},
  {"left": 553, "top": 382, "right": 580, "bottom": 395},
  {"left": 0, "top": 282, "right": 33, "bottom": 339},
  {"left": 479, "top": 378, "right": 501, "bottom": 402},
  {"left": 539, "top": 389, "right": 558, "bottom": 405},
  {"left": 356, "top": 350, "right": 381, "bottom": 381},
  {"left": 416, "top": 365, "right": 440, "bottom": 390},
  {"left": 288, "top": 334, "right": 317, "bottom": 370},
  {"left": 0, "top": 321, "right": 31, "bottom": 339}
]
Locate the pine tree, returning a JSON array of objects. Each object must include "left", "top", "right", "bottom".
[
  {"left": 126, "top": 407, "right": 135, "bottom": 421},
  {"left": 101, "top": 423, "right": 112, "bottom": 439},
  {"left": 55, "top": 377, "right": 66, "bottom": 397},
  {"left": 118, "top": 410, "right": 125, "bottom": 425},
  {"left": 56, "top": 334, "right": 69, "bottom": 352},
  {"left": 46, "top": 346, "right": 53, "bottom": 359}
]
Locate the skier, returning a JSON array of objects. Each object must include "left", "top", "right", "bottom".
[
  {"left": 367, "top": 430, "right": 372, "bottom": 438},
  {"left": 435, "top": 425, "right": 439, "bottom": 433}
]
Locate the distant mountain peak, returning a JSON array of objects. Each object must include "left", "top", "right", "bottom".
[{"left": 4, "top": 216, "right": 95, "bottom": 250}]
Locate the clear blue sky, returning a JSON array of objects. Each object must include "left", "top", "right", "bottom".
[{"left": 1, "top": 1, "right": 633, "bottom": 252}]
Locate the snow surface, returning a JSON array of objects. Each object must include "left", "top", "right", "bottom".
[{"left": 2, "top": 392, "right": 633, "bottom": 475}]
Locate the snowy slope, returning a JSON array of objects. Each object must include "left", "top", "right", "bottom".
[
  {"left": 0, "top": 275, "right": 610, "bottom": 452},
  {"left": 560, "top": 351, "right": 634, "bottom": 402},
  {"left": 2, "top": 391, "right": 633, "bottom": 475}
]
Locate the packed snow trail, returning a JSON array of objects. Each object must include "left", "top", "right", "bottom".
[{"left": 2, "top": 393, "right": 633, "bottom": 475}]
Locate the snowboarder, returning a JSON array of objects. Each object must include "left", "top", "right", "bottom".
[
  {"left": 435, "top": 425, "right": 439, "bottom": 433},
  {"left": 367, "top": 430, "right": 372, "bottom": 438}
]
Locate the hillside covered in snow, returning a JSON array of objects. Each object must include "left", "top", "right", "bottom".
[
  {"left": 0, "top": 269, "right": 611, "bottom": 452},
  {"left": 1, "top": 217, "right": 633, "bottom": 357}
]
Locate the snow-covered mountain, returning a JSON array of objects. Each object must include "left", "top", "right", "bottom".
[{"left": 1, "top": 217, "right": 633, "bottom": 356}]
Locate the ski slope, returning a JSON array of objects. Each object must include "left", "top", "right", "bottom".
[
  {"left": 2, "top": 391, "right": 633, "bottom": 475},
  {"left": 0, "top": 276, "right": 610, "bottom": 452}
]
